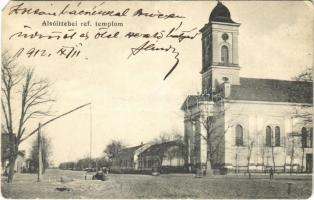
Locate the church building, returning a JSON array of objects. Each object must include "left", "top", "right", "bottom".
[{"left": 182, "top": 2, "right": 313, "bottom": 174}]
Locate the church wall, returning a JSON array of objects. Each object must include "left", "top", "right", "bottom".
[
  {"left": 211, "top": 67, "right": 240, "bottom": 89},
  {"left": 222, "top": 101, "right": 312, "bottom": 172}
]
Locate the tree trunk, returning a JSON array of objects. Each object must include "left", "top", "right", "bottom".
[
  {"left": 271, "top": 146, "right": 276, "bottom": 172},
  {"left": 38, "top": 123, "right": 42, "bottom": 182},
  {"left": 7, "top": 154, "right": 17, "bottom": 183},
  {"left": 205, "top": 159, "right": 213, "bottom": 176},
  {"left": 247, "top": 159, "right": 251, "bottom": 178},
  {"left": 301, "top": 148, "right": 305, "bottom": 173},
  {"left": 290, "top": 152, "right": 294, "bottom": 175}
]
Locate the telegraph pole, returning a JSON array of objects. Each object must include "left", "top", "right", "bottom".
[
  {"left": 90, "top": 104, "right": 92, "bottom": 169},
  {"left": 37, "top": 123, "right": 42, "bottom": 182},
  {"left": 19, "top": 103, "right": 92, "bottom": 182}
]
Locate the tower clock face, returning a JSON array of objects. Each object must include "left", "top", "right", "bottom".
[{"left": 222, "top": 33, "right": 229, "bottom": 41}]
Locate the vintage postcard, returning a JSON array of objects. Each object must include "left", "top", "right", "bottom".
[{"left": 1, "top": 0, "right": 313, "bottom": 199}]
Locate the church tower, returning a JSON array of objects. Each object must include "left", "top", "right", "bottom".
[{"left": 200, "top": 2, "right": 240, "bottom": 95}]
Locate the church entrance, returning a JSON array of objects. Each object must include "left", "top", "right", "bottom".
[{"left": 305, "top": 154, "right": 312, "bottom": 173}]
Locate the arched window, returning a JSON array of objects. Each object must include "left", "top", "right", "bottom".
[
  {"left": 275, "top": 126, "right": 280, "bottom": 146},
  {"left": 221, "top": 45, "right": 229, "bottom": 64},
  {"left": 301, "top": 127, "right": 307, "bottom": 148},
  {"left": 266, "top": 126, "right": 272, "bottom": 147},
  {"left": 235, "top": 125, "right": 243, "bottom": 146}
]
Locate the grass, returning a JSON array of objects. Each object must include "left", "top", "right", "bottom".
[{"left": 1, "top": 169, "right": 312, "bottom": 199}]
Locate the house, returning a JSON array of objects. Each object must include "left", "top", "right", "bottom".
[
  {"left": 111, "top": 141, "right": 185, "bottom": 173},
  {"left": 25, "top": 158, "right": 36, "bottom": 173},
  {"left": 15, "top": 151, "right": 26, "bottom": 173},
  {"left": 111, "top": 143, "right": 151, "bottom": 172},
  {"left": 182, "top": 2, "right": 313, "bottom": 174},
  {"left": 138, "top": 140, "right": 185, "bottom": 173}
]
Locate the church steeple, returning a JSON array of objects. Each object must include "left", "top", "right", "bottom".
[
  {"left": 200, "top": 1, "right": 241, "bottom": 94},
  {"left": 209, "top": 1, "right": 235, "bottom": 23}
]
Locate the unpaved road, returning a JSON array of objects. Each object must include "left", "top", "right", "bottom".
[{"left": 1, "top": 169, "right": 312, "bottom": 198}]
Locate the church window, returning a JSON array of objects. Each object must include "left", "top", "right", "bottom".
[
  {"left": 275, "top": 126, "right": 280, "bottom": 146},
  {"left": 266, "top": 126, "right": 272, "bottom": 147},
  {"left": 221, "top": 45, "right": 229, "bottom": 64},
  {"left": 301, "top": 127, "right": 307, "bottom": 148},
  {"left": 235, "top": 125, "right": 243, "bottom": 146}
]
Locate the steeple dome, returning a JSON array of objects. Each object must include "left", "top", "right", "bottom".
[{"left": 209, "top": 2, "right": 235, "bottom": 23}]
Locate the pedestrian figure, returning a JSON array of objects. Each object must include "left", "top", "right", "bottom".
[{"left": 269, "top": 167, "right": 274, "bottom": 179}]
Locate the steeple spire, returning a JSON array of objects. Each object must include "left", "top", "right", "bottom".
[{"left": 200, "top": 2, "right": 241, "bottom": 93}]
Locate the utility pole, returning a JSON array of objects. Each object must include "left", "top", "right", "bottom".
[
  {"left": 37, "top": 123, "right": 42, "bottom": 182},
  {"left": 90, "top": 104, "right": 93, "bottom": 169}
]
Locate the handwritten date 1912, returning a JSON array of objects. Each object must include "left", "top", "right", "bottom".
[
  {"left": 13, "top": 43, "right": 82, "bottom": 59},
  {"left": 13, "top": 47, "right": 52, "bottom": 59}
]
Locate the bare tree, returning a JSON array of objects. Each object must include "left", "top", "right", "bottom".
[
  {"left": 292, "top": 67, "right": 313, "bottom": 127},
  {"left": 30, "top": 134, "right": 52, "bottom": 173},
  {"left": 259, "top": 142, "right": 266, "bottom": 173},
  {"left": 1, "top": 53, "right": 54, "bottom": 182},
  {"left": 246, "top": 137, "right": 254, "bottom": 178},
  {"left": 184, "top": 94, "right": 233, "bottom": 175},
  {"left": 235, "top": 146, "right": 239, "bottom": 174},
  {"left": 153, "top": 129, "right": 183, "bottom": 144},
  {"left": 104, "top": 140, "right": 126, "bottom": 162},
  {"left": 294, "top": 66, "right": 312, "bottom": 82},
  {"left": 270, "top": 144, "right": 276, "bottom": 172},
  {"left": 286, "top": 132, "right": 297, "bottom": 175}
]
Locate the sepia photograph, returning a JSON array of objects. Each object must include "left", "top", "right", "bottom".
[{"left": 1, "top": 0, "right": 313, "bottom": 199}]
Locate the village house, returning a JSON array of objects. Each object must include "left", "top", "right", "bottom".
[
  {"left": 111, "top": 140, "right": 185, "bottom": 173},
  {"left": 111, "top": 143, "right": 151, "bottom": 172},
  {"left": 182, "top": 2, "right": 313, "bottom": 174},
  {"left": 138, "top": 140, "right": 185, "bottom": 173}
]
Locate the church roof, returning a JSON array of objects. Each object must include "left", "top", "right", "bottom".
[
  {"left": 229, "top": 78, "right": 313, "bottom": 104},
  {"left": 209, "top": 2, "right": 236, "bottom": 23},
  {"left": 181, "top": 78, "right": 312, "bottom": 110}
]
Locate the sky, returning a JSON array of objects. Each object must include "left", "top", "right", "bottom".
[{"left": 2, "top": 1, "right": 313, "bottom": 165}]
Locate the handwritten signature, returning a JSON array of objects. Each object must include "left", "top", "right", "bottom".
[{"left": 128, "top": 40, "right": 179, "bottom": 80}]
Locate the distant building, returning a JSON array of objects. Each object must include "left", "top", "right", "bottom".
[
  {"left": 15, "top": 151, "right": 26, "bottom": 173},
  {"left": 25, "top": 158, "right": 36, "bottom": 173},
  {"left": 138, "top": 140, "right": 185, "bottom": 172},
  {"left": 182, "top": 2, "right": 313, "bottom": 174},
  {"left": 111, "top": 143, "right": 151, "bottom": 172},
  {"left": 111, "top": 141, "right": 185, "bottom": 173}
]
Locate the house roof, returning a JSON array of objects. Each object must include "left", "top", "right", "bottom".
[
  {"left": 118, "top": 144, "right": 144, "bottom": 156},
  {"left": 140, "top": 140, "right": 184, "bottom": 157},
  {"left": 229, "top": 78, "right": 313, "bottom": 104}
]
